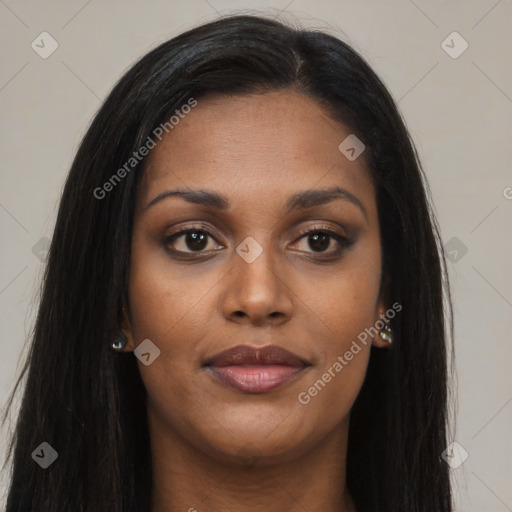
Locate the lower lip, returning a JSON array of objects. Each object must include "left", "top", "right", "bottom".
[{"left": 205, "top": 364, "right": 307, "bottom": 393}]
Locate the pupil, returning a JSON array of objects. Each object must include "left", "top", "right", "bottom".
[
  {"left": 309, "top": 233, "right": 329, "bottom": 252},
  {"left": 187, "top": 232, "right": 207, "bottom": 251}
]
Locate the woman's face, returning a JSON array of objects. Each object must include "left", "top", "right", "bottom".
[{"left": 122, "top": 90, "right": 390, "bottom": 463}]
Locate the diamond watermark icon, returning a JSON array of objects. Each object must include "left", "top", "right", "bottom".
[
  {"left": 236, "top": 237, "right": 263, "bottom": 264},
  {"left": 31, "top": 32, "right": 59, "bottom": 59},
  {"left": 441, "top": 31, "right": 468, "bottom": 59},
  {"left": 134, "top": 338, "right": 161, "bottom": 366},
  {"left": 338, "top": 134, "right": 365, "bottom": 161},
  {"left": 32, "top": 237, "right": 51, "bottom": 262},
  {"left": 441, "top": 441, "right": 469, "bottom": 469},
  {"left": 444, "top": 236, "right": 468, "bottom": 263},
  {"left": 32, "top": 442, "right": 58, "bottom": 469}
]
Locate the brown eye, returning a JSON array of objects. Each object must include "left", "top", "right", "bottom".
[
  {"left": 164, "top": 226, "right": 223, "bottom": 254},
  {"left": 293, "top": 225, "right": 353, "bottom": 257},
  {"left": 300, "top": 232, "right": 333, "bottom": 252},
  {"left": 178, "top": 231, "right": 209, "bottom": 251}
]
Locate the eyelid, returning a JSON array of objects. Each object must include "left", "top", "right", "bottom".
[
  {"left": 294, "top": 223, "right": 348, "bottom": 240},
  {"left": 164, "top": 222, "right": 348, "bottom": 242}
]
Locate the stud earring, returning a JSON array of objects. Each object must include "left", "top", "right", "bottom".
[
  {"left": 112, "top": 334, "right": 127, "bottom": 351},
  {"left": 379, "top": 324, "right": 393, "bottom": 344}
]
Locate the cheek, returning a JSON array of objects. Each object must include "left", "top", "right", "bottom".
[
  {"left": 126, "top": 231, "right": 237, "bottom": 407},
  {"left": 127, "top": 232, "right": 219, "bottom": 345},
  {"left": 303, "top": 294, "right": 374, "bottom": 403},
  {"left": 126, "top": 249, "right": 215, "bottom": 431},
  {"left": 297, "top": 251, "right": 381, "bottom": 409},
  {"left": 311, "top": 251, "right": 381, "bottom": 349}
]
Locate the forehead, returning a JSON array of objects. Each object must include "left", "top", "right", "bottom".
[{"left": 136, "top": 90, "right": 375, "bottom": 218}]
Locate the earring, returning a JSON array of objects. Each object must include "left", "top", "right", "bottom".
[
  {"left": 112, "top": 334, "right": 127, "bottom": 351},
  {"left": 379, "top": 324, "right": 393, "bottom": 344}
]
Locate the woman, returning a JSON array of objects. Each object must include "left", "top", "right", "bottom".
[{"left": 2, "top": 14, "right": 454, "bottom": 512}]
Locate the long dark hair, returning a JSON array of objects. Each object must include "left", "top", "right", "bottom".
[{"left": 2, "top": 14, "right": 454, "bottom": 512}]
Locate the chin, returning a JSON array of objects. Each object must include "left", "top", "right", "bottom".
[{"left": 194, "top": 421, "right": 321, "bottom": 467}]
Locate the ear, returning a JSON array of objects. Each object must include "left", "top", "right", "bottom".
[
  {"left": 119, "top": 306, "right": 135, "bottom": 352},
  {"left": 372, "top": 272, "right": 393, "bottom": 349}
]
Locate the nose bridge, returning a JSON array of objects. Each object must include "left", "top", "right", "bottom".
[
  {"left": 223, "top": 231, "right": 293, "bottom": 323},
  {"left": 234, "top": 232, "right": 279, "bottom": 291}
]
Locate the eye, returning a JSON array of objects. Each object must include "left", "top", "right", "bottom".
[
  {"left": 163, "top": 225, "right": 223, "bottom": 255},
  {"left": 292, "top": 225, "right": 352, "bottom": 257},
  {"left": 163, "top": 223, "right": 353, "bottom": 260}
]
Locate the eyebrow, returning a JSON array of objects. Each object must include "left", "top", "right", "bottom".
[{"left": 144, "top": 186, "right": 368, "bottom": 222}]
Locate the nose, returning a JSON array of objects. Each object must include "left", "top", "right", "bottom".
[{"left": 221, "top": 238, "right": 294, "bottom": 326}]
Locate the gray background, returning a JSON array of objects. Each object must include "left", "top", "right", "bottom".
[{"left": 1, "top": 1, "right": 511, "bottom": 510}]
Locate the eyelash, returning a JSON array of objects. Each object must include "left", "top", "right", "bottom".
[{"left": 163, "top": 223, "right": 353, "bottom": 261}]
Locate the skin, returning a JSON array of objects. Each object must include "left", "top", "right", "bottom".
[{"left": 120, "top": 89, "right": 391, "bottom": 512}]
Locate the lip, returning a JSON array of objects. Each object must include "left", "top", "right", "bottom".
[{"left": 203, "top": 344, "right": 311, "bottom": 393}]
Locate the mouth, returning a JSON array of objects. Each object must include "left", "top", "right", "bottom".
[{"left": 202, "top": 344, "right": 312, "bottom": 393}]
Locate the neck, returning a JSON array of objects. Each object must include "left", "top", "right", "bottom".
[{"left": 148, "top": 409, "right": 357, "bottom": 512}]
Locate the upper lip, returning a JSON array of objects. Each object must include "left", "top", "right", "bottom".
[{"left": 203, "top": 344, "right": 310, "bottom": 368}]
